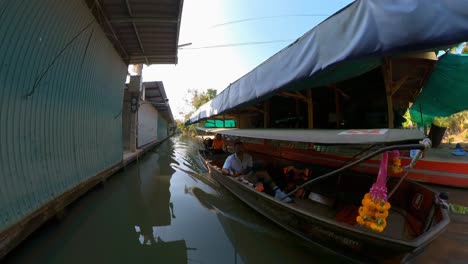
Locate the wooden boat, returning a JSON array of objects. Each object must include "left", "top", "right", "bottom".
[
  {"left": 198, "top": 145, "right": 450, "bottom": 263},
  {"left": 187, "top": 185, "right": 361, "bottom": 263},
  {"left": 204, "top": 128, "right": 468, "bottom": 188}
]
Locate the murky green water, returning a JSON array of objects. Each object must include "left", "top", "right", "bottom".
[{"left": 4, "top": 135, "right": 352, "bottom": 264}]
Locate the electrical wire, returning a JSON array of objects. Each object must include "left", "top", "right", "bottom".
[
  {"left": 210, "top": 14, "right": 329, "bottom": 28},
  {"left": 179, "top": 39, "right": 295, "bottom": 50}
]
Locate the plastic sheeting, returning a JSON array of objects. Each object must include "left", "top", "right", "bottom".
[
  {"left": 410, "top": 53, "right": 468, "bottom": 125},
  {"left": 188, "top": 0, "right": 468, "bottom": 125}
]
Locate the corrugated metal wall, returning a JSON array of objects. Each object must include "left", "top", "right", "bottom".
[
  {"left": 137, "top": 104, "right": 158, "bottom": 147},
  {"left": 158, "top": 115, "right": 169, "bottom": 140},
  {"left": 0, "top": 0, "right": 127, "bottom": 231}
]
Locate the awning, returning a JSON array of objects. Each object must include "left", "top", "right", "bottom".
[
  {"left": 143, "top": 81, "right": 174, "bottom": 123},
  {"left": 85, "top": 0, "right": 184, "bottom": 64},
  {"left": 200, "top": 128, "right": 425, "bottom": 145},
  {"left": 188, "top": 0, "right": 468, "bottom": 125},
  {"left": 410, "top": 53, "right": 468, "bottom": 125}
]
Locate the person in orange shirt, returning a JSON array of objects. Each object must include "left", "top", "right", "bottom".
[{"left": 212, "top": 134, "right": 225, "bottom": 154}]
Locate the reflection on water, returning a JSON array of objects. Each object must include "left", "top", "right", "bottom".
[
  {"left": 3, "top": 136, "right": 372, "bottom": 263},
  {"left": 126, "top": 149, "right": 190, "bottom": 262}
]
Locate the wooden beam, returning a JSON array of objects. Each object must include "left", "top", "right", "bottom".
[
  {"left": 391, "top": 75, "right": 409, "bottom": 96},
  {"left": 109, "top": 17, "right": 179, "bottom": 23},
  {"left": 264, "top": 100, "right": 270, "bottom": 128},
  {"left": 382, "top": 59, "right": 394, "bottom": 128},
  {"left": 335, "top": 89, "right": 340, "bottom": 128},
  {"left": 295, "top": 99, "right": 300, "bottom": 116},
  {"left": 278, "top": 92, "right": 307, "bottom": 102},
  {"left": 236, "top": 114, "right": 241, "bottom": 128},
  {"left": 306, "top": 89, "right": 313, "bottom": 128},
  {"left": 244, "top": 106, "right": 264, "bottom": 114}
]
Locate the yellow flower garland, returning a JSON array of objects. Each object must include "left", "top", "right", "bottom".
[
  {"left": 356, "top": 193, "right": 391, "bottom": 232},
  {"left": 389, "top": 157, "right": 403, "bottom": 174}
]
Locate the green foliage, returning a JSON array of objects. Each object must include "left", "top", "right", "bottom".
[
  {"left": 402, "top": 110, "right": 414, "bottom": 128},
  {"left": 462, "top": 43, "right": 468, "bottom": 54},
  {"left": 448, "top": 135, "right": 455, "bottom": 144},
  {"left": 188, "top": 88, "right": 217, "bottom": 110},
  {"left": 449, "top": 42, "right": 467, "bottom": 54},
  {"left": 433, "top": 110, "right": 468, "bottom": 134},
  {"left": 178, "top": 89, "right": 217, "bottom": 136}
]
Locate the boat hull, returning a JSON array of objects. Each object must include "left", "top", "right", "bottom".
[
  {"left": 200, "top": 151, "right": 450, "bottom": 263},
  {"left": 236, "top": 140, "right": 468, "bottom": 188}
]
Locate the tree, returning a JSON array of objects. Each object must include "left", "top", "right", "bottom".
[
  {"left": 433, "top": 110, "right": 468, "bottom": 142},
  {"left": 188, "top": 88, "right": 217, "bottom": 110},
  {"left": 179, "top": 89, "right": 217, "bottom": 136},
  {"left": 462, "top": 43, "right": 468, "bottom": 54},
  {"left": 449, "top": 42, "right": 467, "bottom": 54}
]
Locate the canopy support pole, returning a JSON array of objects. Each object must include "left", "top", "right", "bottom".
[
  {"left": 264, "top": 100, "right": 270, "bottom": 128},
  {"left": 382, "top": 59, "right": 394, "bottom": 128},
  {"left": 335, "top": 89, "right": 340, "bottom": 128},
  {"left": 236, "top": 114, "right": 241, "bottom": 128},
  {"left": 307, "top": 89, "right": 313, "bottom": 128},
  {"left": 295, "top": 99, "right": 301, "bottom": 128}
]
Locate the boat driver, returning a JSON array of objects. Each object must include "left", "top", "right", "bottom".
[
  {"left": 222, "top": 141, "right": 293, "bottom": 203},
  {"left": 212, "top": 133, "right": 225, "bottom": 154}
]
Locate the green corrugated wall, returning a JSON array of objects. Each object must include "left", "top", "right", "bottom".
[
  {"left": 0, "top": 0, "right": 127, "bottom": 231},
  {"left": 158, "top": 115, "right": 169, "bottom": 140}
]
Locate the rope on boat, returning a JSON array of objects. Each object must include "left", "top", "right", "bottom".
[
  {"left": 282, "top": 140, "right": 432, "bottom": 200},
  {"left": 387, "top": 170, "right": 410, "bottom": 200}
]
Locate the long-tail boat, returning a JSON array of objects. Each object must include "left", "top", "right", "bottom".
[{"left": 197, "top": 134, "right": 450, "bottom": 263}]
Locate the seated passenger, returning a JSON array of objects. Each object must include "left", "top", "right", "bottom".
[
  {"left": 283, "top": 166, "right": 310, "bottom": 198},
  {"left": 221, "top": 141, "right": 293, "bottom": 203},
  {"left": 212, "top": 134, "right": 225, "bottom": 154},
  {"left": 203, "top": 137, "right": 213, "bottom": 150}
]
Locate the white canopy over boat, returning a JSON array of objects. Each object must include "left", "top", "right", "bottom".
[{"left": 199, "top": 128, "right": 424, "bottom": 144}]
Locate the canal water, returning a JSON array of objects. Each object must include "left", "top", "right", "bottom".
[
  {"left": 4, "top": 135, "right": 467, "bottom": 263},
  {"left": 4, "top": 135, "right": 352, "bottom": 264}
]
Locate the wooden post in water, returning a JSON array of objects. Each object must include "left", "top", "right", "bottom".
[
  {"left": 382, "top": 59, "right": 394, "bottom": 128},
  {"left": 264, "top": 100, "right": 270, "bottom": 128},
  {"left": 307, "top": 89, "right": 313, "bottom": 128}
]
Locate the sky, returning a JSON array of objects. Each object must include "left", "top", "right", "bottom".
[{"left": 141, "top": 0, "right": 354, "bottom": 120}]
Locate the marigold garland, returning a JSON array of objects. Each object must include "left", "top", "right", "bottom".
[
  {"left": 389, "top": 150, "right": 403, "bottom": 174},
  {"left": 356, "top": 193, "right": 391, "bottom": 233},
  {"left": 356, "top": 151, "right": 394, "bottom": 233}
]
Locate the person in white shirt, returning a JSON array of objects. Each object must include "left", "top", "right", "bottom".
[{"left": 222, "top": 141, "right": 293, "bottom": 203}]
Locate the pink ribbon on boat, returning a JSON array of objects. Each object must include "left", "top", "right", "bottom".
[
  {"left": 370, "top": 152, "right": 389, "bottom": 201},
  {"left": 369, "top": 150, "right": 401, "bottom": 201}
]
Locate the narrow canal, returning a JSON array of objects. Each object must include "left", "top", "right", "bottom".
[
  {"left": 4, "top": 135, "right": 351, "bottom": 264},
  {"left": 4, "top": 135, "right": 467, "bottom": 263}
]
